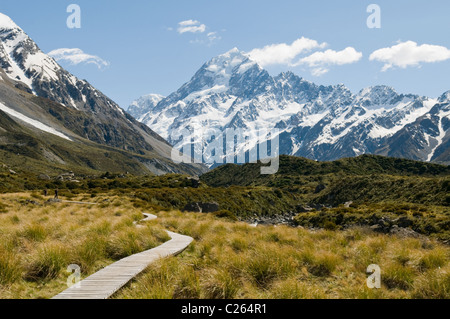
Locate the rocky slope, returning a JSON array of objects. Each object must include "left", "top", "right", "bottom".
[{"left": 0, "top": 12, "right": 206, "bottom": 176}]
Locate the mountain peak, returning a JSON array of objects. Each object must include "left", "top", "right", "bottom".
[
  {"left": 358, "top": 85, "right": 397, "bottom": 96},
  {"left": 0, "top": 12, "right": 206, "bottom": 175},
  {"left": 206, "top": 47, "right": 253, "bottom": 71},
  {"left": 128, "top": 94, "right": 165, "bottom": 120},
  {"left": 184, "top": 48, "right": 260, "bottom": 93},
  {"left": 129, "top": 93, "right": 165, "bottom": 108},
  {"left": 141, "top": 93, "right": 165, "bottom": 100},
  {"left": 438, "top": 90, "right": 450, "bottom": 103},
  {"left": 0, "top": 12, "right": 19, "bottom": 30},
  {"left": 277, "top": 71, "right": 299, "bottom": 79},
  {"left": 225, "top": 47, "right": 241, "bottom": 55},
  {"left": 356, "top": 85, "right": 400, "bottom": 107}
]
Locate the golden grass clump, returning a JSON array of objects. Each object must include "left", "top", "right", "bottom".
[{"left": 0, "top": 192, "right": 170, "bottom": 299}]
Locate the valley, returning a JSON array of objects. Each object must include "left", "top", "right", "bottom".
[
  {"left": 0, "top": 155, "right": 449, "bottom": 299},
  {"left": 0, "top": 8, "right": 449, "bottom": 301}
]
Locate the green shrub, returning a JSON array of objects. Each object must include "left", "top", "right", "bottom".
[
  {"left": 323, "top": 220, "right": 337, "bottom": 231},
  {"left": 213, "top": 210, "right": 237, "bottom": 221}
]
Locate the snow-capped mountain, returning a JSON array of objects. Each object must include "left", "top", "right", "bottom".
[
  {"left": 128, "top": 94, "right": 165, "bottom": 121},
  {"left": 376, "top": 92, "right": 450, "bottom": 164},
  {"left": 0, "top": 12, "right": 205, "bottom": 175},
  {"left": 130, "top": 48, "right": 449, "bottom": 165}
]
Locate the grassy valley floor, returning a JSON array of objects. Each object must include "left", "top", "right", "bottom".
[
  {"left": 0, "top": 191, "right": 448, "bottom": 299},
  {"left": 0, "top": 155, "right": 449, "bottom": 299},
  {"left": 114, "top": 210, "right": 450, "bottom": 299}
]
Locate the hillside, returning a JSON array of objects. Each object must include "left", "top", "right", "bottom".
[
  {"left": 0, "top": 12, "right": 206, "bottom": 176},
  {"left": 200, "top": 154, "right": 450, "bottom": 188},
  {"left": 0, "top": 76, "right": 204, "bottom": 177},
  {"left": 199, "top": 155, "right": 450, "bottom": 212}
]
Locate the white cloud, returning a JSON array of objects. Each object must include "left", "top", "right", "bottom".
[
  {"left": 247, "top": 37, "right": 327, "bottom": 67},
  {"left": 177, "top": 20, "right": 206, "bottom": 34},
  {"left": 207, "top": 32, "right": 220, "bottom": 41},
  {"left": 174, "top": 20, "right": 221, "bottom": 46},
  {"left": 310, "top": 67, "right": 329, "bottom": 77},
  {"left": 295, "top": 47, "right": 363, "bottom": 76},
  {"left": 189, "top": 32, "right": 221, "bottom": 46},
  {"left": 178, "top": 19, "right": 200, "bottom": 26},
  {"left": 48, "top": 48, "right": 109, "bottom": 69},
  {"left": 205, "top": 32, "right": 221, "bottom": 45},
  {"left": 369, "top": 41, "right": 450, "bottom": 71}
]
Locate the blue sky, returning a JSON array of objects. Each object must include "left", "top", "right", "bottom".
[{"left": 1, "top": 0, "right": 450, "bottom": 108}]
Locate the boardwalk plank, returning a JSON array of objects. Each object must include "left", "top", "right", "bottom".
[{"left": 52, "top": 214, "right": 193, "bottom": 300}]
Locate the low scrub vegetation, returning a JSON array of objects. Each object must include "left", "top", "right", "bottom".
[{"left": 293, "top": 203, "right": 450, "bottom": 243}]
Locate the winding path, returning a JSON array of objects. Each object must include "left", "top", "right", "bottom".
[{"left": 52, "top": 213, "right": 193, "bottom": 299}]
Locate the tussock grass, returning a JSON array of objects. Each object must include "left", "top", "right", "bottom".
[
  {"left": 2, "top": 191, "right": 449, "bottom": 299},
  {"left": 0, "top": 246, "right": 22, "bottom": 286},
  {"left": 22, "top": 224, "right": 48, "bottom": 242},
  {"left": 383, "top": 264, "right": 416, "bottom": 290},
  {"left": 412, "top": 270, "right": 450, "bottom": 299},
  {"left": 201, "top": 269, "right": 240, "bottom": 299},
  {"left": 25, "top": 244, "right": 69, "bottom": 281},
  {"left": 0, "top": 192, "right": 169, "bottom": 299},
  {"left": 105, "top": 226, "right": 169, "bottom": 260},
  {"left": 115, "top": 211, "right": 450, "bottom": 299},
  {"left": 266, "top": 278, "right": 326, "bottom": 299},
  {"left": 418, "top": 249, "right": 448, "bottom": 271},
  {"left": 244, "top": 246, "right": 297, "bottom": 288}
]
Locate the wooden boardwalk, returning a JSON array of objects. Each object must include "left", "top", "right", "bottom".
[{"left": 52, "top": 214, "right": 193, "bottom": 299}]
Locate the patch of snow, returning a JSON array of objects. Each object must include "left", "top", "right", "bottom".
[
  {"left": 237, "top": 60, "right": 256, "bottom": 74},
  {"left": 427, "top": 113, "right": 448, "bottom": 162},
  {"left": 0, "top": 41, "right": 34, "bottom": 90},
  {"left": 368, "top": 98, "right": 436, "bottom": 139},
  {"left": 25, "top": 51, "right": 60, "bottom": 82},
  {"left": 291, "top": 137, "right": 301, "bottom": 154},
  {"left": 0, "top": 12, "right": 19, "bottom": 30},
  {"left": 0, "top": 101, "right": 72, "bottom": 141},
  {"left": 184, "top": 85, "right": 228, "bottom": 102},
  {"left": 298, "top": 112, "right": 328, "bottom": 127}
]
